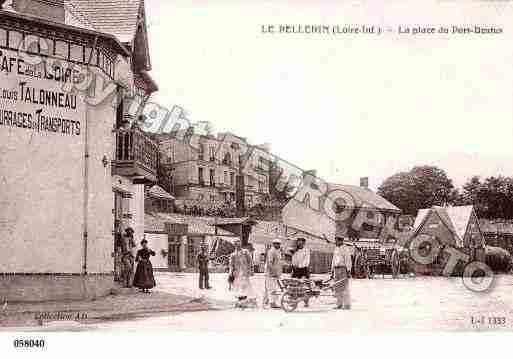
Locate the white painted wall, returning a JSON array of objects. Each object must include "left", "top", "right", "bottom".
[
  {"left": 85, "top": 68, "right": 117, "bottom": 274},
  {"left": 144, "top": 233, "right": 168, "bottom": 269},
  {"left": 0, "top": 48, "right": 85, "bottom": 273},
  {"left": 0, "top": 49, "right": 123, "bottom": 275}
]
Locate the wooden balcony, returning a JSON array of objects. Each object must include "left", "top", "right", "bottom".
[{"left": 112, "top": 128, "right": 158, "bottom": 183}]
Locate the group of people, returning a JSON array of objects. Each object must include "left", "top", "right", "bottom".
[
  {"left": 115, "top": 227, "right": 157, "bottom": 293},
  {"left": 208, "top": 236, "right": 352, "bottom": 310},
  {"left": 114, "top": 228, "right": 351, "bottom": 309}
]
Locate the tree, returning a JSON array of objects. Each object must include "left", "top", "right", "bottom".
[
  {"left": 268, "top": 159, "right": 297, "bottom": 203},
  {"left": 377, "top": 166, "right": 455, "bottom": 215},
  {"left": 460, "top": 176, "right": 513, "bottom": 219}
]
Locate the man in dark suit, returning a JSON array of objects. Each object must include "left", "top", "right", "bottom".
[{"left": 197, "top": 244, "right": 211, "bottom": 289}]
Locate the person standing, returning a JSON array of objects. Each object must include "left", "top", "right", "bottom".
[
  {"left": 133, "top": 239, "right": 156, "bottom": 293},
  {"left": 197, "top": 244, "right": 211, "bottom": 290},
  {"left": 229, "top": 239, "right": 256, "bottom": 306},
  {"left": 121, "top": 227, "right": 136, "bottom": 288},
  {"left": 331, "top": 236, "right": 352, "bottom": 310},
  {"left": 291, "top": 237, "right": 311, "bottom": 307},
  {"left": 114, "top": 231, "right": 123, "bottom": 282},
  {"left": 264, "top": 238, "right": 283, "bottom": 308}
]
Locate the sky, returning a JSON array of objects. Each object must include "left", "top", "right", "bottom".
[{"left": 144, "top": 0, "right": 513, "bottom": 190}]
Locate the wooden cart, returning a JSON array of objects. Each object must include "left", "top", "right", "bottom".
[{"left": 351, "top": 241, "right": 411, "bottom": 278}]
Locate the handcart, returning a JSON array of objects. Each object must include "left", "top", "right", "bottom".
[{"left": 277, "top": 277, "right": 347, "bottom": 312}]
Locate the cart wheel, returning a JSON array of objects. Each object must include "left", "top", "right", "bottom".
[
  {"left": 280, "top": 293, "right": 299, "bottom": 312},
  {"left": 391, "top": 250, "right": 401, "bottom": 278}
]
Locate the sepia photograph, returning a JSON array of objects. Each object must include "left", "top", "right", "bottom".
[{"left": 1, "top": 0, "right": 513, "bottom": 354}]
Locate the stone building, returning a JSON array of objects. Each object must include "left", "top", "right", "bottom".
[
  {"left": 0, "top": 0, "right": 159, "bottom": 301},
  {"left": 157, "top": 131, "right": 272, "bottom": 213}
]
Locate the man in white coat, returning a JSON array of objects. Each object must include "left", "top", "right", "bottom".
[
  {"left": 291, "top": 237, "right": 311, "bottom": 307},
  {"left": 331, "top": 236, "right": 352, "bottom": 310},
  {"left": 229, "top": 239, "right": 256, "bottom": 307},
  {"left": 264, "top": 238, "right": 283, "bottom": 308}
]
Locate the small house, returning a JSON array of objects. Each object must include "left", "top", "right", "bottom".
[{"left": 410, "top": 205, "right": 485, "bottom": 275}]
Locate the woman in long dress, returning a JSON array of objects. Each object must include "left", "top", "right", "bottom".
[
  {"left": 229, "top": 239, "right": 256, "bottom": 306},
  {"left": 133, "top": 239, "right": 156, "bottom": 293}
]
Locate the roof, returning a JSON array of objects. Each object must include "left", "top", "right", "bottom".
[
  {"left": 327, "top": 183, "right": 401, "bottom": 213},
  {"left": 413, "top": 208, "right": 430, "bottom": 229},
  {"left": 145, "top": 213, "right": 234, "bottom": 236},
  {"left": 438, "top": 206, "right": 473, "bottom": 241},
  {"left": 213, "top": 217, "right": 258, "bottom": 226},
  {"left": 65, "top": 0, "right": 142, "bottom": 43},
  {"left": 0, "top": 8, "right": 130, "bottom": 57},
  {"left": 147, "top": 185, "right": 174, "bottom": 200}
]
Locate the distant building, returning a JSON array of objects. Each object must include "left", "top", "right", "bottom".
[
  {"left": 156, "top": 131, "right": 272, "bottom": 212},
  {"left": 479, "top": 219, "right": 513, "bottom": 255},
  {"left": 145, "top": 185, "right": 175, "bottom": 214},
  {"left": 328, "top": 183, "right": 402, "bottom": 240}
]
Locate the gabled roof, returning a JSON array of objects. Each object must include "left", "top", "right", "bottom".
[
  {"left": 65, "top": 0, "right": 142, "bottom": 43},
  {"left": 327, "top": 183, "right": 401, "bottom": 213},
  {"left": 411, "top": 205, "right": 477, "bottom": 247}
]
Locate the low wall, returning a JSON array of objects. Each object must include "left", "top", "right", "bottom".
[{"left": 0, "top": 274, "right": 114, "bottom": 302}]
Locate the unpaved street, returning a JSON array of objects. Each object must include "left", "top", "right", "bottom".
[{"left": 79, "top": 273, "right": 513, "bottom": 332}]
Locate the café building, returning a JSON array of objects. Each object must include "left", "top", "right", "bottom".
[{"left": 0, "top": 0, "right": 159, "bottom": 301}]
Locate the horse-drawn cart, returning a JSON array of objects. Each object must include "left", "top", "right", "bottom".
[{"left": 351, "top": 241, "right": 411, "bottom": 278}]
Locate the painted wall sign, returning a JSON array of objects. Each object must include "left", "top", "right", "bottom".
[
  {"left": 0, "top": 49, "right": 83, "bottom": 137},
  {"left": 0, "top": 47, "right": 86, "bottom": 273}
]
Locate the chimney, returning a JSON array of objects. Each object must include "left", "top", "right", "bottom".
[
  {"left": 360, "top": 177, "right": 369, "bottom": 189},
  {"left": 12, "top": 0, "right": 65, "bottom": 23}
]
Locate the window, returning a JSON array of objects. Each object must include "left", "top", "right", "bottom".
[
  {"left": 115, "top": 87, "right": 124, "bottom": 129},
  {"left": 209, "top": 169, "right": 215, "bottom": 187},
  {"left": 198, "top": 167, "right": 204, "bottom": 185},
  {"left": 0, "top": 29, "right": 6, "bottom": 48},
  {"left": 209, "top": 146, "right": 215, "bottom": 162},
  {"left": 210, "top": 195, "right": 216, "bottom": 202},
  {"left": 167, "top": 149, "right": 174, "bottom": 164},
  {"left": 198, "top": 144, "right": 205, "bottom": 160},
  {"left": 230, "top": 172, "right": 234, "bottom": 186},
  {"left": 224, "top": 171, "right": 228, "bottom": 184},
  {"left": 223, "top": 152, "right": 232, "bottom": 165}
]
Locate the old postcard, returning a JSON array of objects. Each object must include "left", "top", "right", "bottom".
[{"left": 1, "top": 0, "right": 513, "bottom": 354}]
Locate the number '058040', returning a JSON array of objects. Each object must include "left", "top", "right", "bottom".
[{"left": 13, "top": 339, "right": 45, "bottom": 348}]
